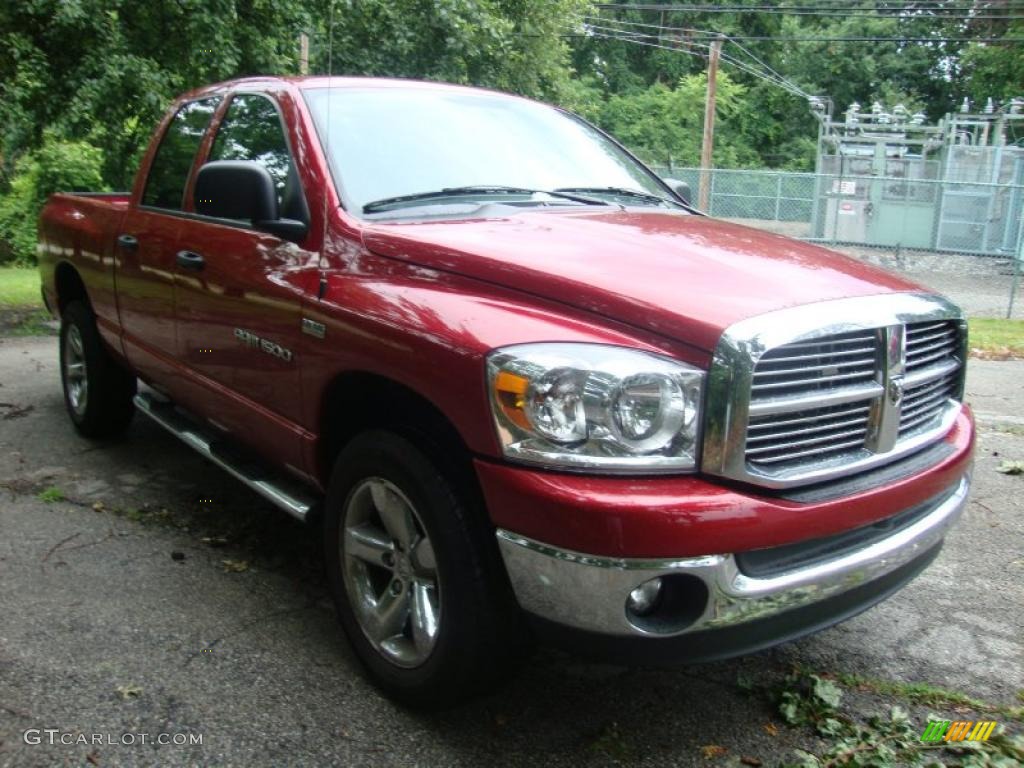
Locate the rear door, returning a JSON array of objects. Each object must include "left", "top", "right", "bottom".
[
  {"left": 173, "top": 91, "right": 317, "bottom": 465},
  {"left": 118, "top": 97, "right": 220, "bottom": 384}
]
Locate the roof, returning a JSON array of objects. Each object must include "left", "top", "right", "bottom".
[{"left": 178, "top": 75, "right": 517, "bottom": 102}]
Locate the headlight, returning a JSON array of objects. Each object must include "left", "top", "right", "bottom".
[{"left": 486, "top": 343, "right": 704, "bottom": 472}]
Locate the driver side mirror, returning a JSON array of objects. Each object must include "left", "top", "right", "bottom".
[
  {"left": 664, "top": 178, "right": 692, "bottom": 206},
  {"left": 195, "top": 161, "right": 308, "bottom": 243}
]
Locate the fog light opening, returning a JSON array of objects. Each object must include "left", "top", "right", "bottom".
[
  {"left": 627, "top": 578, "right": 663, "bottom": 617},
  {"left": 624, "top": 573, "right": 709, "bottom": 634}
]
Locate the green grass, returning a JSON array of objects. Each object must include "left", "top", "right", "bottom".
[
  {"left": 0, "top": 267, "right": 53, "bottom": 336},
  {"left": 5, "top": 309, "right": 53, "bottom": 336},
  {"left": 969, "top": 317, "right": 1024, "bottom": 358},
  {"left": 835, "top": 672, "right": 1000, "bottom": 714},
  {"left": 37, "top": 486, "right": 66, "bottom": 503},
  {"left": 0, "top": 267, "right": 42, "bottom": 308}
]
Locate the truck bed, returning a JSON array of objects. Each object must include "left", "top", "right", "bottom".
[{"left": 37, "top": 192, "right": 132, "bottom": 345}]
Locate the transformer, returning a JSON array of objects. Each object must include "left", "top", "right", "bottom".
[{"left": 811, "top": 97, "right": 1024, "bottom": 256}]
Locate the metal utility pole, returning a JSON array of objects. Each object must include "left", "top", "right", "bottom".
[
  {"left": 299, "top": 33, "right": 310, "bottom": 75},
  {"left": 699, "top": 37, "right": 723, "bottom": 211}
]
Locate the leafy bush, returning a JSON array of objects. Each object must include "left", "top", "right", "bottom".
[
  {"left": 0, "top": 135, "right": 105, "bottom": 265},
  {"left": 594, "top": 73, "right": 762, "bottom": 170}
]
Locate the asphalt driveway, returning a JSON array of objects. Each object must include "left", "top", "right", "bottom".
[{"left": 1, "top": 335, "right": 1021, "bottom": 767}]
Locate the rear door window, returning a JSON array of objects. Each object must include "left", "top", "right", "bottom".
[{"left": 142, "top": 98, "right": 220, "bottom": 210}]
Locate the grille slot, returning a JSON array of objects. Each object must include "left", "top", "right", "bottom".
[
  {"left": 747, "top": 402, "right": 871, "bottom": 465},
  {"left": 900, "top": 371, "right": 959, "bottom": 436},
  {"left": 900, "top": 320, "right": 962, "bottom": 437},
  {"left": 751, "top": 330, "right": 878, "bottom": 398},
  {"left": 746, "top": 330, "right": 879, "bottom": 469},
  {"left": 906, "top": 320, "right": 960, "bottom": 373}
]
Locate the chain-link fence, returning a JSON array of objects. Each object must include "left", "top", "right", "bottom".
[{"left": 651, "top": 165, "right": 1024, "bottom": 318}]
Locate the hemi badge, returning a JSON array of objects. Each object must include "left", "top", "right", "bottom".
[{"left": 302, "top": 318, "right": 326, "bottom": 339}]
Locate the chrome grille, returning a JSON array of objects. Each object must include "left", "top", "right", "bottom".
[
  {"left": 703, "top": 294, "right": 966, "bottom": 489},
  {"left": 743, "top": 320, "right": 963, "bottom": 474}
]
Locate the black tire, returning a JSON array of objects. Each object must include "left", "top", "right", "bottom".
[
  {"left": 59, "top": 301, "right": 136, "bottom": 438},
  {"left": 323, "top": 429, "right": 526, "bottom": 708}
]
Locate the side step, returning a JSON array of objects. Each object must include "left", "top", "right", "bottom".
[{"left": 133, "top": 393, "right": 317, "bottom": 522}]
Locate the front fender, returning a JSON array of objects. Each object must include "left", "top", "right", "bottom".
[{"left": 299, "top": 261, "right": 706, "bottom": 460}]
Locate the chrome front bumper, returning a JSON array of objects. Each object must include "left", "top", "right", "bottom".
[{"left": 496, "top": 476, "right": 969, "bottom": 639}]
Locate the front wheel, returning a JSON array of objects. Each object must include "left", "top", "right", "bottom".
[
  {"left": 323, "top": 430, "right": 525, "bottom": 707},
  {"left": 59, "top": 301, "right": 136, "bottom": 438}
]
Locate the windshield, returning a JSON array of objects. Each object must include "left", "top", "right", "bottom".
[{"left": 302, "top": 85, "right": 679, "bottom": 216}]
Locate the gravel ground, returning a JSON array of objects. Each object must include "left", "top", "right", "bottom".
[{"left": 0, "top": 335, "right": 1021, "bottom": 767}]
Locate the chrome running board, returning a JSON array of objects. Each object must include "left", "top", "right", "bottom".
[{"left": 133, "top": 393, "right": 315, "bottom": 522}]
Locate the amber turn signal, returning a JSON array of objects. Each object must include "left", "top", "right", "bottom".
[{"left": 494, "top": 371, "right": 531, "bottom": 430}]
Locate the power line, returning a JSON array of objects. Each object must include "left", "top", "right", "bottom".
[
  {"left": 584, "top": 14, "right": 993, "bottom": 39},
  {"left": 726, "top": 35, "right": 810, "bottom": 94},
  {"left": 563, "top": 32, "right": 1024, "bottom": 42},
  {"left": 641, "top": 35, "right": 1024, "bottom": 42},
  {"left": 600, "top": 10, "right": 1024, "bottom": 20},
  {"left": 577, "top": 23, "right": 814, "bottom": 99},
  {"left": 592, "top": 3, "right": 1024, "bottom": 21},
  {"left": 595, "top": 2, "right": 1024, "bottom": 13},
  {"left": 576, "top": 18, "right": 1024, "bottom": 42},
  {"left": 596, "top": 1, "right": 1024, "bottom": 5},
  {"left": 718, "top": 47, "right": 810, "bottom": 97},
  {"left": 583, "top": 19, "right": 809, "bottom": 95}
]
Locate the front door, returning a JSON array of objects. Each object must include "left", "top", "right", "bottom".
[{"left": 173, "top": 92, "right": 318, "bottom": 469}]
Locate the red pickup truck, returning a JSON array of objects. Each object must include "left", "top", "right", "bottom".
[{"left": 38, "top": 76, "right": 974, "bottom": 707}]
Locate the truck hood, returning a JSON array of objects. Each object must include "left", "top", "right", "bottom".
[{"left": 363, "top": 209, "right": 922, "bottom": 352}]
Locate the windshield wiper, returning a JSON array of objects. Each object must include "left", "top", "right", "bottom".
[
  {"left": 362, "top": 185, "right": 609, "bottom": 214},
  {"left": 554, "top": 186, "right": 677, "bottom": 207}
]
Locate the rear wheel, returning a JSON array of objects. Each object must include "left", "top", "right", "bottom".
[
  {"left": 324, "top": 429, "right": 525, "bottom": 707},
  {"left": 59, "top": 301, "right": 136, "bottom": 438}
]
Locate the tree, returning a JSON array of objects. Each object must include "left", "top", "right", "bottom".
[
  {"left": 0, "top": 135, "right": 106, "bottom": 264},
  {"left": 564, "top": 1, "right": 1021, "bottom": 170},
  {"left": 594, "top": 72, "right": 760, "bottom": 169},
  {"left": 960, "top": 21, "right": 1024, "bottom": 105},
  {"left": 0, "top": 0, "right": 592, "bottom": 262},
  {"left": 2, "top": 0, "right": 1020, "bottom": 242},
  {"left": 304, "top": 0, "right": 589, "bottom": 100}
]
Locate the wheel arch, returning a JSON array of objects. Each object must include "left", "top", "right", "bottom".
[
  {"left": 317, "top": 371, "right": 481, "bottom": 500},
  {"left": 54, "top": 261, "right": 91, "bottom": 314}
]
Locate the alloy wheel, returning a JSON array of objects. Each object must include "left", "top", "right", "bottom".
[
  {"left": 341, "top": 477, "right": 441, "bottom": 668},
  {"left": 64, "top": 325, "right": 88, "bottom": 417}
]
